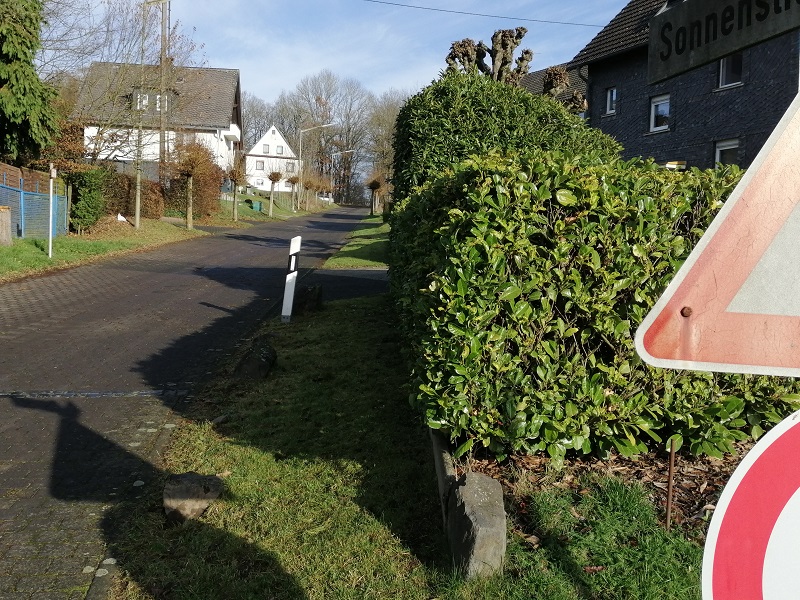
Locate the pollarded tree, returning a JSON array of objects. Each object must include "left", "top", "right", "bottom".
[
  {"left": 445, "top": 27, "right": 533, "bottom": 86},
  {"left": 0, "top": 0, "right": 58, "bottom": 162},
  {"left": 287, "top": 175, "right": 300, "bottom": 211},
  {"left": 267, "top": 170, "right": 282, "bottom": 217}
]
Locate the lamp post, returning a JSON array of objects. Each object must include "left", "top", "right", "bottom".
[{"left": 298, "top": 122, "right": 334, "bottom": 211}]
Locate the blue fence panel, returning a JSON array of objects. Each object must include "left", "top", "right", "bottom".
[
  {"left": 21, "top": 192, "right": 68, "bottom": 239},
  {"left": 0, "top": 183, "right": 67, "bottom": 239}
]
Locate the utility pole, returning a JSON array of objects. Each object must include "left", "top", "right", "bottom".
[
  {"left": 158, "top": 0, "right": 169, "bottom": 187},
  {"left": 134, "top": 0, "right": 169, "bottom": 229}
]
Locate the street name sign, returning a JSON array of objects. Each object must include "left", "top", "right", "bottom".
[
  {"left": 702, "top": 410, "right": 800, "bottom": 599},
  {"left": 649, "top": 0, "right": 800, "bottom": 83},
  {"left": 635, "top": 93, "right": 800, "bottom": 376}
]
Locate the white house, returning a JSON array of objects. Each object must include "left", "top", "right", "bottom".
[
  {"left": 74, "top": 62, "right": 243, "bottom": 174},
  {"left": 245, "top": 126, "right": 299, "bottom": 193}
]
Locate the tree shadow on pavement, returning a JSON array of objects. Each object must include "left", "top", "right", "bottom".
[
  {"left": 9, "top": 397, "right": 307, "bottom": 599},
  {"left": 130, "top": 270, "right": 449, "bottom": 595}
]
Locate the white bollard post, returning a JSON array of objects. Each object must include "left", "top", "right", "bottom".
[
  {"left": 48, "top": 163, "right": 56, "bottom": 259},
  {"left": 281, "top": 236, "right": 302, "bottom": 323}
]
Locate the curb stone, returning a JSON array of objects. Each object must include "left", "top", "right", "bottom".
[{"left": 428, "top": 429, "right": 507, "bottom": 577}]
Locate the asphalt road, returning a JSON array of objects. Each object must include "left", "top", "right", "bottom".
[
  {"left": 0, "top": 206, "right": 386, "bottom": 598},
  {"left": 0, "top": 206, "right": 372, "bottom": 395}
]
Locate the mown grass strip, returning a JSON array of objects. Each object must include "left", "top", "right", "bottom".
[
  {"left": 107, "top": 294, "right": 704, "bottom": 600},
  {"left": 323, "top": 215, "right": 389, "bottom": 269},
  {"left": 0, "top": 219, "right": 205, "bottom": 283}
]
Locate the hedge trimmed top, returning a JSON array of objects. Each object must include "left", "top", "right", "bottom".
[{"left": 391, "top": 70, "right": 621, "bottom": 202}]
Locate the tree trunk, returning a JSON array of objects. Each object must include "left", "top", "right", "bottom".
[
  {"left": 232, "top": 184, "right": 238, "bottom": 222},
  {"left": 186, "top": 174, "right": 193, "bottom": 230},
  {"left": 269, "top": 182, "right": 275, "bottom": 217},
  {"left": 370, "top": 190, "right": 375, "bottom": 216}
]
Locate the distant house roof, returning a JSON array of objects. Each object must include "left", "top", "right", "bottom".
[
  {"left": 73, "top": 62, "right": 241, "bottom": 131},
  {"left": 520, "top": 64, "right": 588, "bottom": 103},
  {"left": 572, "top": 0, "right": 665, "bottom": 65}
]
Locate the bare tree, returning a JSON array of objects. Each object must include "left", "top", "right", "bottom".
[
  {"left": 365, "top": 89, "right": 407, "bottom": 202},
  {"left": 46, "top": 0, "right": 204, "bottom": 164},
  {"left": 241, "top": 91, "right": 273, "bottom": 150},
  {"left": 446, "top": 27, "right": 533, "bottom": 86},
  {"left": 542, "top": 66, "right": 570, "bottom": 98}
]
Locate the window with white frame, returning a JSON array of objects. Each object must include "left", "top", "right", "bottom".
[
  {"left": 255, "top": 160, "right": 264, "bottom": 170},
  {"left": 156, "top": 94, "right": 168, "bottom": 112},
  {"left": 605, "top": 87, "right": 617, "bottom": 114},
  {"left": 135, "top": 92, "right": 148, "bottom": 110},
  {"left": 650, "top": 94, "right": 670, "bottom": 132},
  {"left": 286, "top": 162, "right": 295, "bottom": 173},
  {"left": 277, "top": 145, "right": 284, "bottom": 155},
  {"left": 715, "top": 139, "right": 739, "bottom": 165},
  {"left": 719, "top": 53, "right": 743, "bottom": 88},
  {"left": 262, "top": 144, "right": 269, "bottom": 154}
]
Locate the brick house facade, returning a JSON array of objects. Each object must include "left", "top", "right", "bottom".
[{"left": 572, "top": 0, "right": 800, "bottom": 169}]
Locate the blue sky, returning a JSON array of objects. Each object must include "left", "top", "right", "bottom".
[{"left": 168, "top": 0, "right": 628, "bottom": 102}]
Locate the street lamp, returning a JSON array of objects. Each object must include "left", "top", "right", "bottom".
[{"left": 298, "top": 123, "right": 334, "bottom": 211}]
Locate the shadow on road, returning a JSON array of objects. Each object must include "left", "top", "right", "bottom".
[
  {"left": 9, "top": 397, "right": 308, "bottom": 599},
  {"left": 4, "top": 207, "right": 443, "bottom": 598}
]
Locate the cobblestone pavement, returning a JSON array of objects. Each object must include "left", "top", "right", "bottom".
[
  {"left": 0, "top": 208, "right": 374, "bottom": 599},
  {"left": 0, "top": 392, "right": 181, "bottom": 599}
]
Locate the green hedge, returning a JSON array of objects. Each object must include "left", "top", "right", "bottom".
[
  {"left": 391, "top": 70, "right": 621, "bottom": 202},
  {"left": 390, "top": 151, "right": 800, "bottom": 463}
]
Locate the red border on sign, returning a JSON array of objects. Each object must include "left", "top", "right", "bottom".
[
  {"left": 635, "top": 94, "right": 800, "bottom": 376},
  {"left": 703, "top": 412, "right": 800, "bottom": 598}
]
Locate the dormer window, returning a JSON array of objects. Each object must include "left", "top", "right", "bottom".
[{"left": 135, "top": 92, "right": 148, "bottom": 111}]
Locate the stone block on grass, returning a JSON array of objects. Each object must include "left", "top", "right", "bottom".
[{"left": 447, "top": 471, "right": 506, "bottom": 578}]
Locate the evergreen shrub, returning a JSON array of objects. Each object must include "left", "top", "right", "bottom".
[
  {"left": 67, "top": 168, "right": 108, "bottom": 233},
  {"left": 391, "top": 70, "right": 621, "bottom": 202},
  {"left": 390, "top": 151, "right": 800, "bottom": 463}
]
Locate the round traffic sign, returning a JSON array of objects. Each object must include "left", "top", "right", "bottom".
[{"left": 703, "top": 410, "right": 800, "bottom": 599}]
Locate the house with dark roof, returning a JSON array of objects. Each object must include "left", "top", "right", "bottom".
[
  {"left": 245, "top": 125, "right": 299, "bottom": 193},
  {"left": 570, "top": 0, "right": 800, "bottom": 169},
  {"left": 73, "top": 62, "right": 243, "bottom": 174}
]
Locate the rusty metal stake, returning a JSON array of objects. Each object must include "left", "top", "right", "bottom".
[{"left": 666, "top": 438, "right": 677, "bottom": 531}]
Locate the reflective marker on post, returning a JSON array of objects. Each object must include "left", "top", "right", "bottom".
[{"left": 281, "top": 236, "right": 302, "bottom": 323}]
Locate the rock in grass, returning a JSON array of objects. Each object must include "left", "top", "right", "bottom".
[
  {"left": 447, "top": 472, "right": 506, "bottom": 578},
  {"left": 234, "top": 336, "right": 277, "bottom": 380},
  {"left": 163, "top": 472, "right": 224, "bottom": 524}
]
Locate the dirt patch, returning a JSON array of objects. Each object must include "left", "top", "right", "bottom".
[
  {"left": 80, "top": 214, "right": 135, "bottom": 239},
  {"left": 464, "top": 443, "right": 753, "bottom": 543}
]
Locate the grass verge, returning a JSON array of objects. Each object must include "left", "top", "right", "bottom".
[
  {"left": 323, "top": 215, "right": 389, "bottom": 269},
  {"left": 106, "top": 294, "right": 704, "bottom": 600},
  {"left": 0, "top": 218, "right": 205, "bottom": 283}
]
